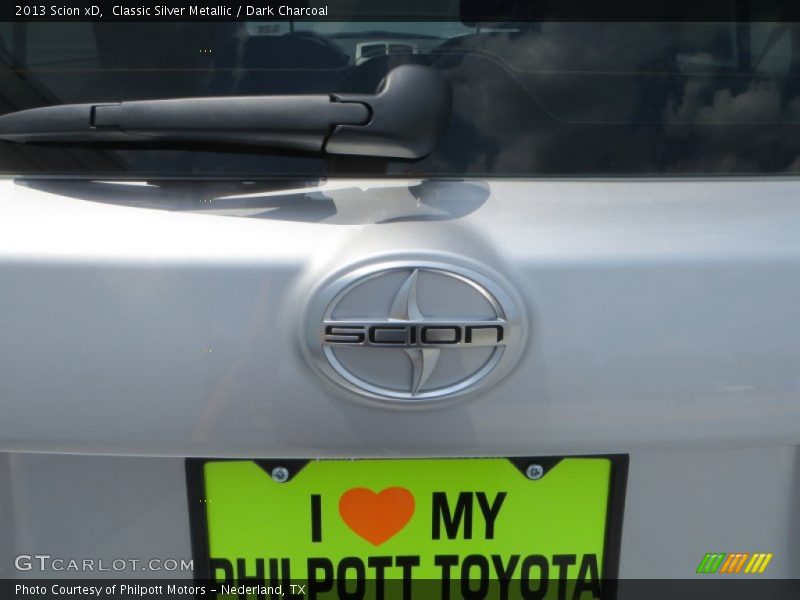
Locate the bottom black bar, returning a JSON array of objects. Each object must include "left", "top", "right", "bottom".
[{"left": 3, "top": 579, "right": 800, "bottom": 599}]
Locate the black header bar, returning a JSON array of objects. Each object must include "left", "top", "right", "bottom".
[{"left": 4, "top": 0, "right": 800, "bottom": 22}]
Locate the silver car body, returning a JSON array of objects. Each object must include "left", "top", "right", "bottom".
[{"left": 1, "top": 177, "right": 799, "bottom": 578}]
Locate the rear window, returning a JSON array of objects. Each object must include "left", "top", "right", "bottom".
[{"left": 2, "top": 11, "right": 800, "bottom": 176}]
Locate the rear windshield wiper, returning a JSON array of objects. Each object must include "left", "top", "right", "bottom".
[{"left": 0, "top": 65, "right": 450, "bottom": 160}]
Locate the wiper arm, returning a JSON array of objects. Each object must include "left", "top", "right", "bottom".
[{"left": 0, "top": 65, "right": 451, "bottom": 160}]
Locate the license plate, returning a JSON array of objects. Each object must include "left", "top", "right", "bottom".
[{"left": 187, "top": 456, "right": 626, "bottom": 599}]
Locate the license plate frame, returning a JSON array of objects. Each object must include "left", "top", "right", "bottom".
[{"left": 186, "top": 455, "right": 627, "bottom": 597}]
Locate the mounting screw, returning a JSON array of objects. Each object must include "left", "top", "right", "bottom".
[
  {"left": 271, "top": 466, "right": 290, "bottom": 483},
  {"left": 525, "top": 463, "right": 544, "bottom": 480}
]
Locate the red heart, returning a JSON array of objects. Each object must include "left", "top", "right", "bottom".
[{"left": 338, "top": 487, "right": 415, "bottom": 546}]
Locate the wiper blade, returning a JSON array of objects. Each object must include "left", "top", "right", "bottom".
[
  {"left": 0, "top": 65, "right": 451, "bottom": 160},
  {"left": 0, "top": 96, "right": 368, "bottom": 149}
]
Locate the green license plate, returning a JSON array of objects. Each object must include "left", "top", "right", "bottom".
[{"left": 187, "top": 456, "right": 626, "bottom": 599}]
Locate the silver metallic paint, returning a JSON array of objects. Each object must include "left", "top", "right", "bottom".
[{"left": 2, "top": 178, "right": 800, "bottom": 579}]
